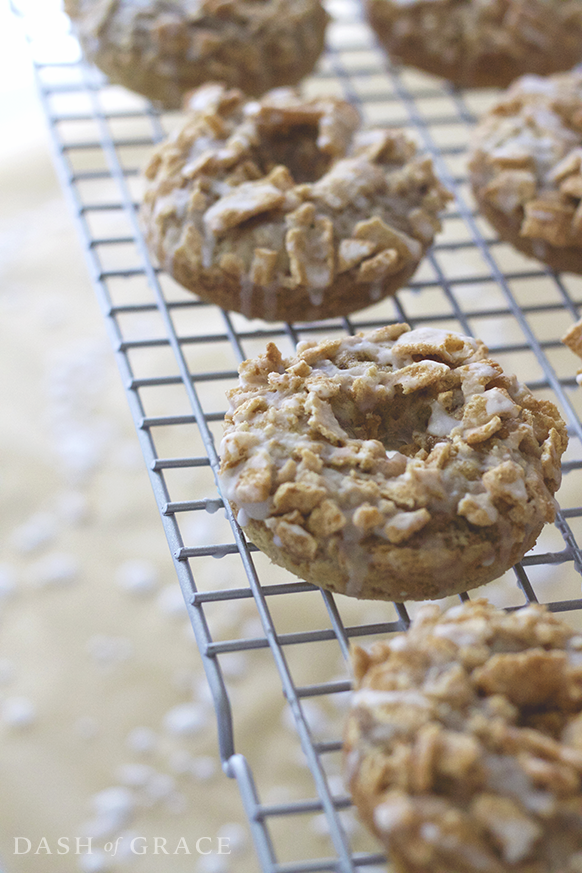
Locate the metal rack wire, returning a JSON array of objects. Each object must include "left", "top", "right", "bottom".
[{"left": 11, "top": 0, "right": 582, "bottom": 870}]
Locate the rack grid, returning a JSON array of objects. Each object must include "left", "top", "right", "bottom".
[{"left": 11, "top": 0, "right": 582, "bottom": 870}]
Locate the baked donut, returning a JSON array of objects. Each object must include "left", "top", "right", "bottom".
[
  {"left": 365, "top": 0, "right": 582, "bottom": 89},
  {"left": 469, "top": 71, "right": 582, "bottom": 275},
  {"left": 218, "top": 324, "right": 567, "bottom": 601},
  {"left": 344, "top": 598, "right": 582, "bottom": 873},
  {"left": 64, "top": 0, "right": 329, "bottom": 110},
  {"left": 140, "top": 84, "right": 451, "bottom": 323}
]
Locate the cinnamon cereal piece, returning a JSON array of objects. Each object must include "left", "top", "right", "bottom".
[
  {"left": 204, "top": 181, "right": 286, "bottom": 234},
  {"left": 250, "top": 248, "right": 279, "bottom": 287},
  {"left": 562, "top": 318, "right": 582, "bottom": 360},
  {"left": 562, "top": 318, "right": 582, "bottom": 386},
  {"left": 337, "top": 238, "right": 377, "bottom": 273}
]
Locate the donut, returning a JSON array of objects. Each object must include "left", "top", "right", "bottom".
[
  {"left": 140, "top": 84, "right": 451, "bottom": 323},
  {"left": 217, "top": 324, "right": 567, "bottom": 601},
  {"left": 364, "top": 0, "right": 582, "bottom": 89},
  {"left": 469, "top": 71, "right": 582, "bottom": 275},
  {"left": 344, "top": 599, "right": 582, "bottom": 873},
  {"left": 64, "top": 0, "right": 329, "bottom": 110}
]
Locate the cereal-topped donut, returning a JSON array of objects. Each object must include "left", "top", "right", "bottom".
[
  {"left": 344, "top": 599, "right": 582, "bottom": 873},
  {"left": 64, "top": 0, "right": 329, "bottom": 110},
  {"left": 140, "top": 84, "right": 451, "bottom": 323},
  {"left": 218, "top": 324, "right": 567, "bottom": 601},
  {"left": 469, "top": 71, "right": 582, "bottom": 275},
  {"left": 365, "top": 0, "right": 582, "bottom": 89}
]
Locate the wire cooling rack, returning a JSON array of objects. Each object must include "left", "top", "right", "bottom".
[{"left": 11, "top": 1, "right": 582, "bottom": 870}]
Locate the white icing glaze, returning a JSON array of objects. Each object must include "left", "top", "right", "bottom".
[
  {"left": 432, "top": 617, "right": 488, "bottom": 647},
  {"left": 483, "top": 387, "right": 517, "bottom": 417},
  {"left": 373, "top": 797, "right": 414, "bottom": 834},
  {"left": 236, "top": 500, "right": 273, "bottom": 526},
  {"left": 493, "top": 186, "right": 526, "bottom": 215},
  {"left": 305, "top": 392, "right": 351, "bottom": 442},
  {"left": 515, "top": 75, "right": 558, "bottom": 96},
  {"left": 460, "top": 361, "right": 498, "bottom": 397},
  {"left": 420, "top": 823, "right": 441, "bottom": 843},
  {"left": 443, "top": 603, "right": 471, "bottom": 620},
  {"left": 491, "top": 127, "right": 560, "bottom": 172},
  {"left": 478, "top": 805, "right": 542, "bottom": 865},
  {"left": 369, "top": 281, "right": 383, "bottom": 301},
  {"left": 352, "top": 688, "right": 432, "bottom": 708},
  {"left": 485, "top": 754, "right": 555, "bottom": 816},
  {"left": 427, "top": 401, "right": 460, "bottom": 437},
  {"left": 308, "top": 287, "right": 325, "bottom": 306},
  {"left": 495, "top": 474, "right": 527, "bottom": 503},
  {"left": 239, "top": 274, "right": 254, "bottom": 319},
  {"left": 202, "top": 223, "right": 216, "bottom": 269},
  {"left": 388, "top": 634, "right": 408, "bottom": 651},
  {"left": 217, "top": 463, "right": 274, "bottom": 521}
]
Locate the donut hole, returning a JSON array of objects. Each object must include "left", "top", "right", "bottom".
[
  {"left": 331, "top": 387, "right": 434, "bottom": 454},
  {"left": 255, "top": 123, "right": 333, "bottom": 183}
]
